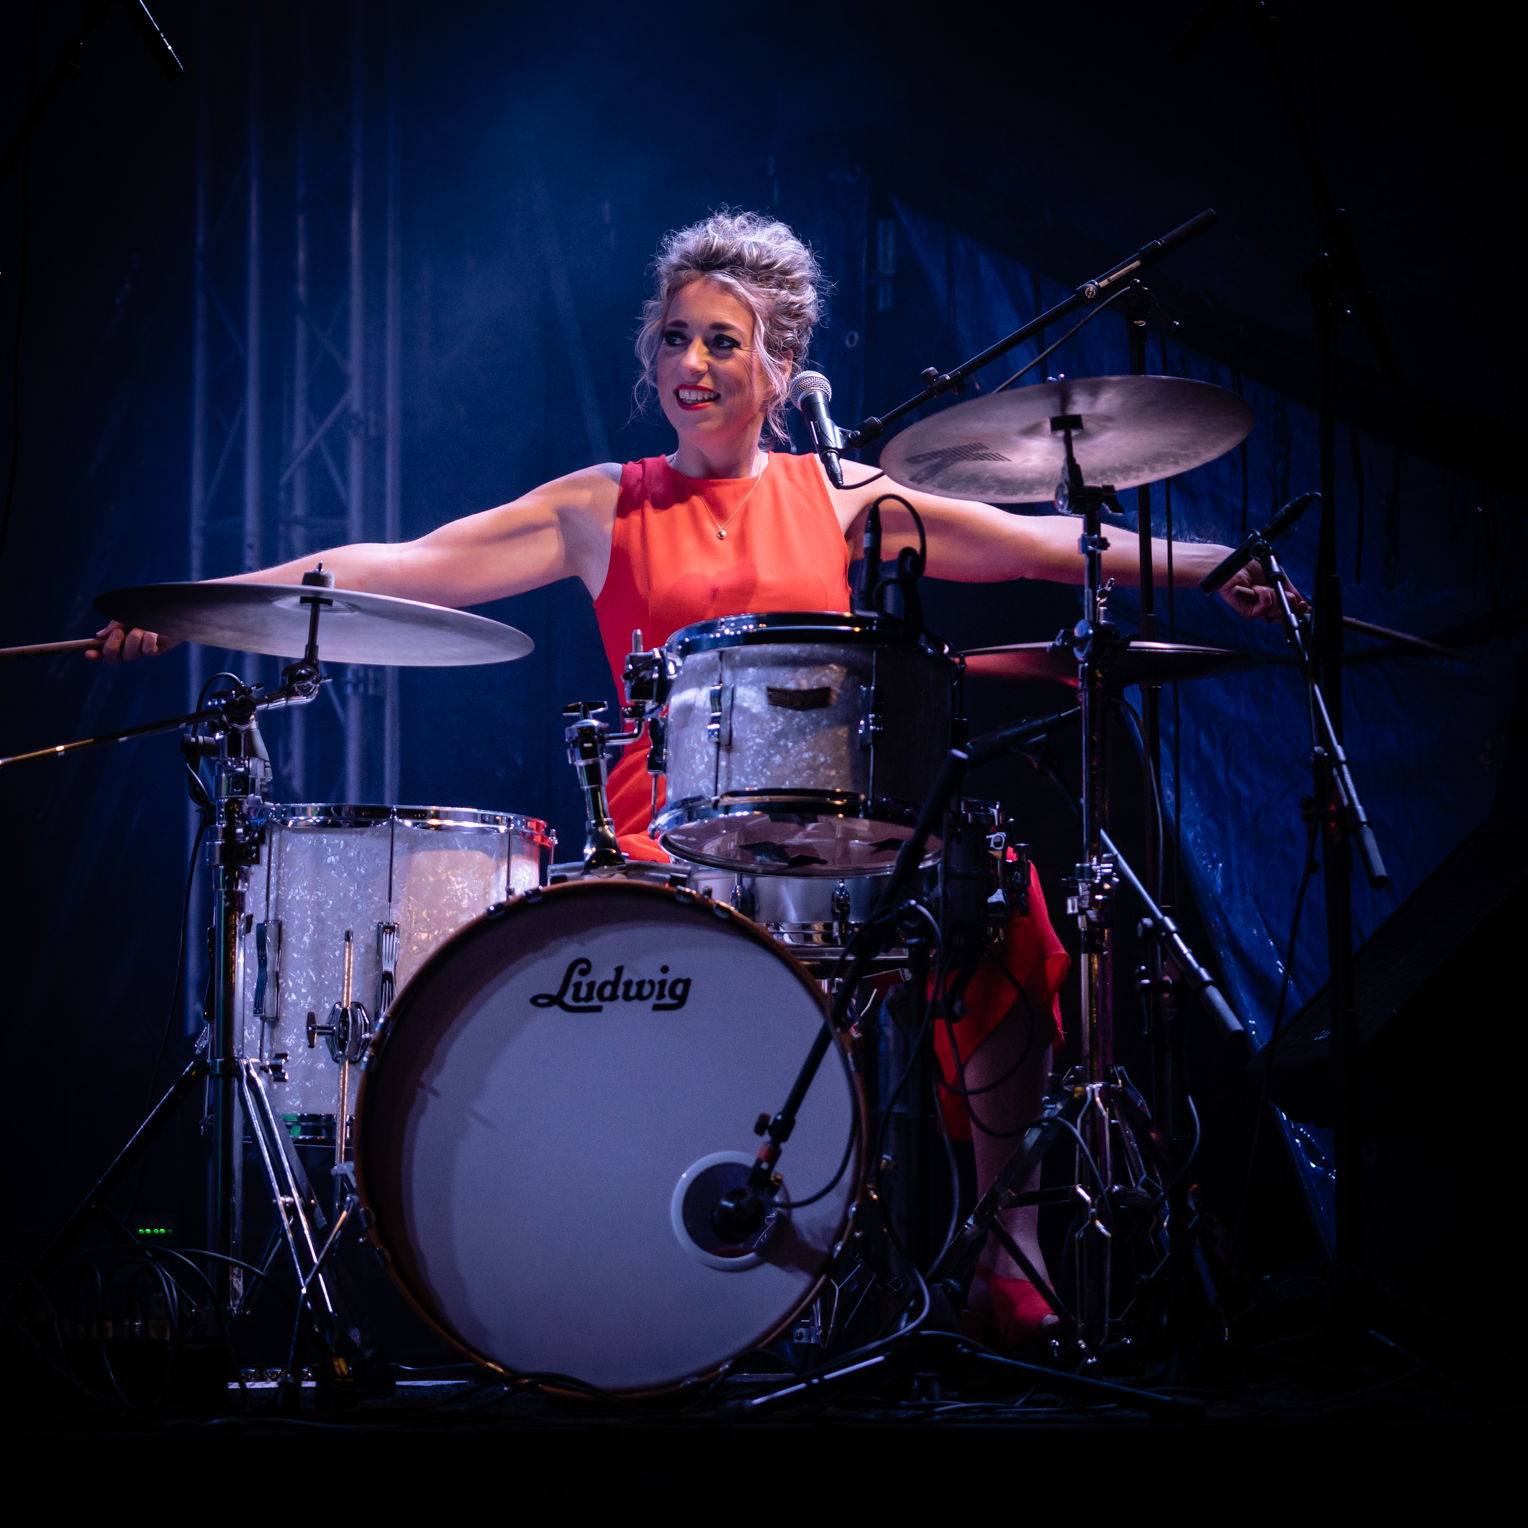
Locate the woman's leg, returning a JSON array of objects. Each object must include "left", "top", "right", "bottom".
[{"left": 960, "top": 1005, "right": 1059, "bottom": 1334}]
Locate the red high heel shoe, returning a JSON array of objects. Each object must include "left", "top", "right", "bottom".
[
  {"left": 987, "top": 1275, "right": 1059, "bottom": 1346},
  {"left": 960, "top": 1267, "right": 1059, "bottom": 1348}
]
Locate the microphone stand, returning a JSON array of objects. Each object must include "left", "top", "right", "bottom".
[
  {"left": 841, "top": 211, "right": 1219, "bottom": 452},
  {"left": 1255, "top": 530, "right": 1389, "bottom": 1261}
]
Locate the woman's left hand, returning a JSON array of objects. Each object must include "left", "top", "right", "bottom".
[{"left": 1218, "top": 559, "right": 1307, "bottom": 621}]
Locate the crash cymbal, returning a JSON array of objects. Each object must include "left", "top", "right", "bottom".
[
  {"left": 96, "top": 582, "right": 534, "bottom": 667},
  {"left": 879, "top": 375, "right": 1254, "bottom": 501},
  {"left": 962, "top": 640, "right": 1268, "bottom": 688}
]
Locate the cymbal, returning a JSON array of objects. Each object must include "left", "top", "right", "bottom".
[
  {"left": 879, "top": 375, "right": 1254, "bottom": 501},
  {"left": 962, "top": 640, "right": 1269, "bottom": 688},
  {"left": 95, "top": 582, "right": 534, "bottom": 667}
]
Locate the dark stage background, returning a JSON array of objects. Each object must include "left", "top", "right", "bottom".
[{"left": 2, "top": 0, "right": 1521, "bottom": 1344}]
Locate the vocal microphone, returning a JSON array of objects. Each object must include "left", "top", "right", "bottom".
[
  {"left": 790, "top": 370, "right": 846, "bottom": 489},
  {"left": 1199, "top": 491, "right": 1320, "bottom": 595}
]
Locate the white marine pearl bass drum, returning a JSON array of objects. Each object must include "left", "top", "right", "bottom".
[{"left": 354, "top": 877, "right": 863, "bottom": 1394}]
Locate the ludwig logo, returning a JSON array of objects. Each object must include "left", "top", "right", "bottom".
[{"left": 530, "top": 958, "right": 692, "bottom": 1013}]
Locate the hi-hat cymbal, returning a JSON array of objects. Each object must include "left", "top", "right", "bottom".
[
  {"left": 96, "top": 582, "right": 534, "bottom": 667},
  {"left": 879, "top": 375, "right": 1254, "bottom": 501},
  {"left": 962, "top": 640, "right": 1272, "bottom": 688}
]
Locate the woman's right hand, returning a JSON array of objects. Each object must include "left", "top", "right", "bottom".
[{"left": 89, "top": 620, "right": 178, "bottom": 662}]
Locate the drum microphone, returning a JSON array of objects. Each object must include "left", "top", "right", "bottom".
[
  {"left": 790, "top": 371, "right": 846, "bottom": 489},
  {"left": 855, "top": 498, "right": 883, "bottom": 615},
  {"left": 1198, "top": 491, "right": 1319, "bottom": 595}
]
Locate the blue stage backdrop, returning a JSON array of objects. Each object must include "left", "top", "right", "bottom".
[{"left": 2, "top": 1, "right": 1517, "bottom": 1263}]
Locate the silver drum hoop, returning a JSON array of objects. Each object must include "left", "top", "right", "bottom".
[{"left": 654, "top": 612, "right": 953, "bottom": 878}]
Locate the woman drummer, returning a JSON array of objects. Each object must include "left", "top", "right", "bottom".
[{"left": 97, "top": 209, "right": 1287, "bottom": 1345}]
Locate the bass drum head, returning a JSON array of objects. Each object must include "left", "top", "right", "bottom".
[{"left": 355, "top": 879, "right": 861, "bottom": 1394}]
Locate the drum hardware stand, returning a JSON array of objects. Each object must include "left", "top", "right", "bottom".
[
  {"left": 12, "top": 571, "right": 378, "bottom": 1383},
  {"left": 201, "top": 570, "right": 332, "bottom": 1312},
  {"left": 562, "top": 701, "right": 631, "bottom": 872},
  {"left": 561, "top": 625, "right": 680, "bottom": 871},
  {"left": 1237, "top": 513, "right": 1388, "bottom": 1288},
  {"left": 184, "top": 574, "right": 385, "bottom": 1379},
  {"left": 968, "top": 417, "right": 1213, "bottom": 1360},
  {"left": 708, "top": 709, "right": 1173, "bottom": 1413}
]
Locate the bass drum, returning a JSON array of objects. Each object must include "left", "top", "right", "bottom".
[{"left": 354, "top": 878, "right": 862, "bottom": 1394}]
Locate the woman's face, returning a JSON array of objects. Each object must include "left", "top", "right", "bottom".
[{"left": 656, "top": 276, "right": 774, "bottom": 456}]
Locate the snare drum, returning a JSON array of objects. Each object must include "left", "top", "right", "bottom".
[
  {"left": 654, "top": 612, "right": 953, "bottom": 876},
  {"left": 241, "top": 804, "right": 553, "bottom": 1142},
  {"left": 355, "top": 878, "right": 861, "bottom": 1393}
]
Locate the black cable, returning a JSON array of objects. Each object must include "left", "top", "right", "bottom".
[
  {"left": 989, "top": 285, "right": 1133, "bottom": 394},
  {"left": 780, "top": 900, "right": 943, "bottom": 1213},
  {"left": 1231, "top": 816, "right": 1322, "bottom": 1261},
  {"left": 138, "top": 819, "right": 209, "bottom": 1113},
  {"left": 1116, "top": 696, "right": 1167, "bottom": 902},
  {"left": 1144, "top": 1092, "right": 1202, "bottom": 1214},
  {"left": 865, "top": 492, "right": 926, "bottom": 605}
]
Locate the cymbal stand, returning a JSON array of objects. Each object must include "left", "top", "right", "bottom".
[
  {"left": 201, "top": 572, "right": 329, "bottom": 1313},
  {"left": 1050, "top": 415, "right": 1195, "bottom": 1355},
  {"left": 10, "top": 573, "right": 402, "bottom": 1385},
  {"left": 14, "top": 664, "right": 335, "bottom": 1340},
  {"left": 1043, "top": 416, "right": 1121, "bottom": 1348}
]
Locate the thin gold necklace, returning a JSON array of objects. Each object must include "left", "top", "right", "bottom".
[{"left": 667, "top": 452, "right": 769, "bottom": 540}]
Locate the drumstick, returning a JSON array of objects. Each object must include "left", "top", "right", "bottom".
[
  {"left": 0, "top": 638, "right": 101, "bottom": 660},
  {"left": 1340, "top": 615, "right": 1466, "bottom": 662}
]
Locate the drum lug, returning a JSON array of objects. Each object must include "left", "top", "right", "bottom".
[
  {"left": 267, "top": 1051, "right": 289, "bottom": 1084},
  {"left": 253, "top": 920, "right": 281, "bottom": 1022},
  {"left": 705, "top": 683, "right": 733, "bottom": 748},
  {"left": 376, "top": 922, "right": 399, "bottom": 1018},
  {"left": 857, "top": 700, "right": 885, "bottom": 749},
  {"left": 730, "top": 879, "right": 757, "bottom": 920}
]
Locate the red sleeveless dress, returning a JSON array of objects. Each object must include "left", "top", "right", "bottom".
[
  {"left": 593, "top": 453, "right": 1066, "bottom": 1125},
  {"left": 594, "top": 453, "right": 852, "bottom": 857}
]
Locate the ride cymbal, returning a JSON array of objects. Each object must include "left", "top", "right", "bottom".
[{"left": 880, "top": 375, "right": 1254, "bottom": 501}]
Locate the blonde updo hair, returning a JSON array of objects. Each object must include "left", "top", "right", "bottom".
[{"left": 635, "top": 210, "right": 825, "bottom": 442}]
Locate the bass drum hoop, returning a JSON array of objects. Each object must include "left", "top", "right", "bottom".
[{"left": 353, "top": 878, "right": 863, "bottom": 1395}]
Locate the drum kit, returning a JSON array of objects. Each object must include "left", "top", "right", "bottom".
[{"left": 6, "top": 357, "right": 1410, "bottom": 1403}]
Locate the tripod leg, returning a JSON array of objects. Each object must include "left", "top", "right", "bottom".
[{"left": 28, "top": 1055, "right": 207, "bottom": 1283}]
